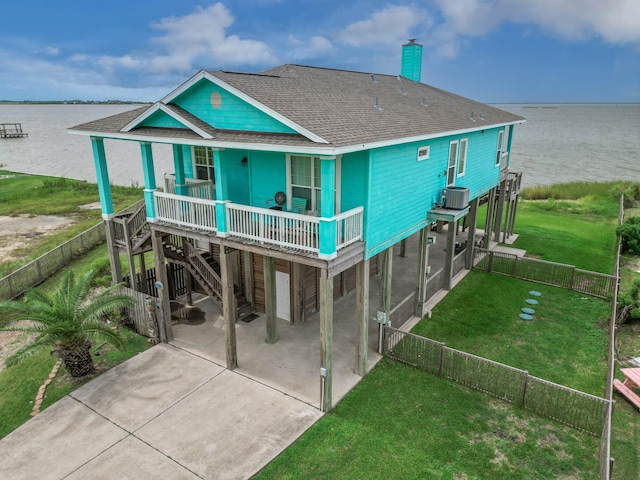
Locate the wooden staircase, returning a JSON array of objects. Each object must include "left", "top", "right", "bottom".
[
  {"left": 169, "top": 238, "right": 252, "bottom": 320},
  {"left": 113, "top": 200, "right": 151, "bottom": 254}
]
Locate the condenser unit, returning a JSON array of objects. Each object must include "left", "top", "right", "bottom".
[{"left": 443, "top": 186, "right": 469, "bottom": 209}]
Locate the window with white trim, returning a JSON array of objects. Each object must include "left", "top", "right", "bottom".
[
  {"left": 290, "top": 155, "right": 321, "bottom": 212},
  {"left": 417, "top": 145, "right": 430, "bottom": 161},
  {"left": 457, "top": 138, "right": 468, "bottom": 177},
  {"left": 495, "top": 130, "right": 504, "bottom": 167},
  {"left": 194, "top": 146, "right": 215, "bottom": 182},
  {"left": 447, "top": 140, "right": 458, "bottom": 186}
]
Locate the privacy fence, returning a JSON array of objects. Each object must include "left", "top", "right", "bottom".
[
  {"left": 0, "top": 201, "right": 145, "bottom": 301},
  {"left": 0, "top": 223, "right": 106, "bottom": 300},
  {"left": 383, "top": 326, "right": 611, "bottom": 437},
  {"left": 116, "top": 286, "right": 159, "bottom": 341},
  {"left": 473, "top": 248, "right": 616, "bottom": 299}
]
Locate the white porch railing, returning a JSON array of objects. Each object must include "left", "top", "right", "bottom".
[
  {"left": 153, "top": 192, "right": 364, "bottom": 255},
  {"left": 336, "top": 206, "right": 364, "bottom": 250},
  {"left": 226, "top": 204, "right": 320, "bottom": 253},
  {"left": 163, "top": 174, "right": 215, "bottom": 200},
  {"left": 154, "top": 192, "right": 218, "bottom": 232}
]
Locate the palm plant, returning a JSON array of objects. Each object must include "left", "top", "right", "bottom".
[{"left": 0, "top": 270, "right": 135, "bottom": 377}]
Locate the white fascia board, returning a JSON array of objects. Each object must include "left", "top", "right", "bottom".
[
  {"left": 69, "top": 118, "right": 526, "bottom": 156},
  {"left": 121, "top": 102, "right": 212, "bottom": 139},
  {"left": 68, "top": 128, "right": 336, "bottom": 156},
  {"left": 332, "top": 119, "right": 527, "bottom": 155},
  {"left": 163, "top": 71, "right": 330, "bottom": 145}
]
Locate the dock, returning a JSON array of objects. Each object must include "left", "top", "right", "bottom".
[{"left": 0, "top": 123, "right": 28, "bottom": 138}]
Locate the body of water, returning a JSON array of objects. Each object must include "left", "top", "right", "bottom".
[{"left": 1, "top": 103, "right": 639, "bottom": 188}]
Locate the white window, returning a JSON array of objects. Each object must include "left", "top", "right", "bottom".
[
  {"left": 194, "top": 146, "right": 215, "bottom": 182},
  {"left": 417, "top": 145, "right": 430, "bottom": 161},
  {"left": 290, "top": 155, "right": 321, "bottom": 212},
  {"left": 495, "top": 130, "right": 504, "bottom": 167},
  {"left": 447, "top": 141, "right": 458, "bottom": 186},
  {"left": 457, "top": 138, "right": 468, "bottom": 177}
]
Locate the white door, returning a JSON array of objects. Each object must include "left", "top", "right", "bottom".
[{"left": 276, "top": 271, "right": 291, "bottom": 321}]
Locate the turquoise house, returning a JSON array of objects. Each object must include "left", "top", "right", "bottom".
[{"left": 70, "top": 41, "right": 524, "bottom": 411}]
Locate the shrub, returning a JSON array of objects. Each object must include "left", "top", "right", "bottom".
[{"left": 617, "top": 217, "right": 640, "bottom": 255}]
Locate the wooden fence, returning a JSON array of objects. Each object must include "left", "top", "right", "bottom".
[
  {"left": 383, "top": 326, "right": 611, "bottom": 436},
  {"left": 117, "top": 286, "right": 159, "bottom": 340},
  {"left": 473, "top": 248, "right": 616, "bottom": 299},
  {"left": 0, "top": 223, "right": 106, "bottom": 300}
]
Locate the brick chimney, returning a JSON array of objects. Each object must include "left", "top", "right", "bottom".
[{"left": 401, "top": 39, "right": 423, "bottom": 82}]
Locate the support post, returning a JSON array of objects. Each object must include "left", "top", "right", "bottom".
[
  {"left": 220, "top": 246, "right": 237, "bottom": 369},
  {"left": 415, "top": 227, "right": 430, "bottom": 317},
  {"left": 291, "top": 262, "right": 305, "bottom": 325},
  {"left": 355, "top": 258, "right": 370, "bottom": 376},
  {"left": 140, "top": 142, "right": 157, "bottom": 220},
  {"left": 151, "top": 231, "right": 172, "bottom": 342},
  {"left": 319, "top": 267, "right": 333, "bottom": 412},
  {"left": 493, "top": 178, "right": 507, "bottom": 242},
  {"left": 264, "top": 255, "right": 278, "bottom": 343},
  {"left": 104, "top": 218, "right": 122, "bottom": 286},
  {"left": 139, "top": 252, "right": 148, "bottom": 294},
  {"left": 242, "top": 251, "right": 254, "bottom": 306},
  {"left": 465, "top": 197, "right": 479, "bottom": 269},
  {"left": 172, "top": 144, "right": 188, "bottom": 196},
  {"left": 484, "top": 187, "right": 497, "bottom": 247},
  {"left": 444, "top": 220, "right": 457, "bottom": 290},
  {"left": 379, "top": 246, "right": 393, "bottom": 316}
]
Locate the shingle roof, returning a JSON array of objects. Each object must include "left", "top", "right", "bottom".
[{"left": 70, "top": 64, "right": 524, "bottom": 150}]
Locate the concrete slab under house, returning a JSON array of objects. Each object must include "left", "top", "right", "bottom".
[{"left": 69, "top": 40, "right": 525, "bottom": 412}]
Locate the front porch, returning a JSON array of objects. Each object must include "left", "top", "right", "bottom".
[{"left": 152, "top": 191, "right": 364, "bottom": 259}]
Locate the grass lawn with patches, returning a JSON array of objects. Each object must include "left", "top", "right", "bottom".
[
  {"left": 0, "top": 328, "right": 150, "bottom": 440},
  {"left": 254, "top": 359, "right": 599, "bottom": 480},
  {"left": 411, "top": 271, "right": 610, "bottom": 396}
]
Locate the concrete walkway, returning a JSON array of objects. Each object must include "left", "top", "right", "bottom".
[{"left": 0, "top": 344, "right": 322, "bottom": 480}]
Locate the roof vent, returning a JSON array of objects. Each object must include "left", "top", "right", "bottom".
[{"left": 375, "top": 97, "right": 383, "bottom": 110}]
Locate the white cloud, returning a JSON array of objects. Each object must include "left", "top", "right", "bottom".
[
  {"left": 46, "top": 46, "right": 60, "bottom": 56},
  {"left": 335, "top": 5, "right": 430, "bottom": 47},
  {"left": 287, "top": 35, "right": 333, "bottom": 60},
  {"left": 72, "top": 3, "right": 277, "bottom": 77},
  {"left": 430, "top": 0, "right": 640, "bottom": 56}
]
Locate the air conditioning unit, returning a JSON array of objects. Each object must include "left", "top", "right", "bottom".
[{"left": 443, "top": 186, "right": 469, "bottom": 209}]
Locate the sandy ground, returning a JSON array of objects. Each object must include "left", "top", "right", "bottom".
[
  {"left": 0, "top": 213, "right": 77, "bottom": 369},
  {"left": 0, "top": 214, "right": 73, "bottom": 263}
]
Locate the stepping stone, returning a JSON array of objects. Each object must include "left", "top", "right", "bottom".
[
  {"left": 519, "top": 313, "right": 534, "bottom": 321},
  {"left": 529, "top": 291, "right": 542, "bottom": 297},
  {"left": 521, "top": 307, "right": 535, "bottom": 315},
  {"left": 525, "top": 299, "right": 539, "bottom": 305}
]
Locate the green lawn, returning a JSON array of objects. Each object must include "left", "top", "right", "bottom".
[
  {"left": 0, "top": 328, "right": 150, "bottom": 439},
  {"left": 411, "top": 271, "right": 610, "bottom": 396},
  {"left": 0, "top": 171, "right": 142, "bottom": 277},
  {"left": 254, "top": 359, "right": 600, "bottom": 480}
]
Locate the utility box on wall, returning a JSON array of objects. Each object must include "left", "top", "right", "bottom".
[{"left": 443, "top": 187, "right": 469, "bottom": 209}]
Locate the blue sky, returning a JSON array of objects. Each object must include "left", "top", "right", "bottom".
[{"left": 1, "top": 0, "right": 638, "bottom": 102}]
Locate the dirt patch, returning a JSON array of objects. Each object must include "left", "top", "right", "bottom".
[
  {"left": 0, "top": 331, "right": 36, "bottom": 372},
  {"left": 0, "top": 214, "right": 73, "bottom": 263}
]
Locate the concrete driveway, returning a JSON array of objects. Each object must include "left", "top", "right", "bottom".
[{"left": 0, "top": 344, "right": 322, "bottom": 480}]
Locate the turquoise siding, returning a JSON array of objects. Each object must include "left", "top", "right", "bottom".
[
  {"left": 140, "top": 110, "right": 187, "bottom": 129},
  {"left": 446, "top": 128, "right": 502, "bottom": 200},
  {"left": 174, "top": 79, "right": 296, "bottom": 134},
  {"left": 220, "top": 149, "right": 250, "bottom": 205},
  {"left": 340, "top": 151, "right": 367, "bottom": 212},
  {"left": 182, "top": 146, "right": 194, "bottom": 178},
  {"left": 401, "top": 43, "right": 423, "bottom": 82},
  {"left": 364, "top": 128, "right": 503, "bottom": 257},
  {"left": 248, "top": 151, "right": 287, "bottom": 207}
]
